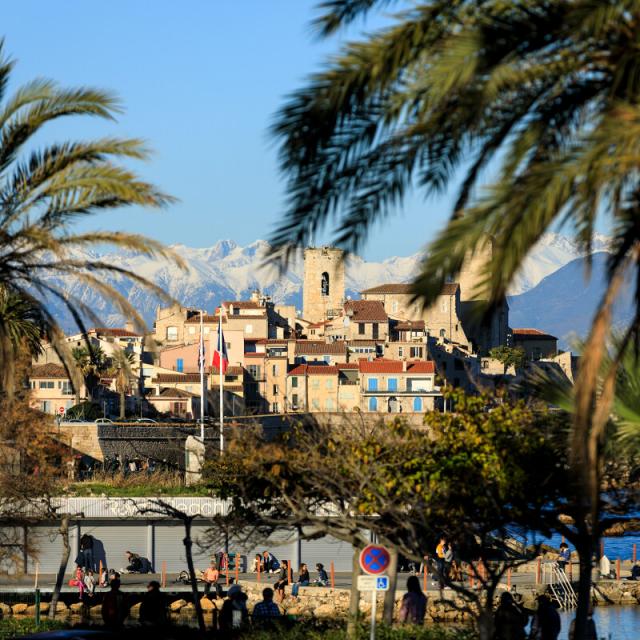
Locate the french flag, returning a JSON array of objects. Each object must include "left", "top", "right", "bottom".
[{"left": 213, "top": 316, "right": 229, "bottom": 374}]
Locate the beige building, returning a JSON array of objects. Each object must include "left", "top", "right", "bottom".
[
  {"left": 360, "top": 283, "right": 468, "bottom": 345},
  {"left": 29, "top": 363, "right": 85, "bottom": 415},
  {"left": 294, "top": 340, "right": 348, "bottom": 365},
  {"left": 302, "top": 247, "right": 345, "bottom": 324},
  {"left": 511, "top": 328, "right": 558, "bottom": 361},
  {"left": 286, "top": 364, "right": 360, "bottom": 412}
]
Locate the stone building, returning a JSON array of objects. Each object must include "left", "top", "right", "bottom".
[
  {"left": 29, "top": 363, "right": 85, "bottom": 414},
  {"left": 302, "top": 247, "right": 345, "bottom": 324},
  {"left": 511, "top": 328, "right": 558, "bottom": 361}
]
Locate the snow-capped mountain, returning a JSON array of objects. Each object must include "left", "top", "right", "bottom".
[{"left": 40, "top": 232, "right": 610, "bottom": 332}]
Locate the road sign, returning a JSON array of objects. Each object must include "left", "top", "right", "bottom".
[
  {"left": 357, "top": 575, "right": 389, "bottom": 591},
  {"left": 359, "top": 544, "right": 391, "bottom": 575},
  {"left": 58, "top": 406, "right": 65, "bottom": 415}
]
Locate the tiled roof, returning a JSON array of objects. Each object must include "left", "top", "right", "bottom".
[
  {"left": 337, "top": 363, "right": 359, "bottom": 370},
  {"left": 395, "top": 320, "right": 426, "bottom": 331},
  {"left": 151, "top": 373, "right": 202, "bottom": 384},
  {"left": 349, "top": 339, "right": 379, "bottom": 346},
  {"left": 226, "top": 314, "right": 267, "bottom": 320},
  {"left": 359, "top": 360, "right": 404, "bottom": 374},
  {"left": 288, "top": 365, "right": 339, "bottom": 376},
  {"left": 184, "top": 315, "right": 224, "bottom": 324},
  {"left": 30, "top": 363, "right": 69, "bottom": 379},
  {"left": 344, "top": 300, "right": 388, "bottom": 322},
  {"left": 92, "top": 327, "right": 141, "bottom": 337},
  {"left": 406, "top": 361, "right": 436, "bottom": 374},
  {"left": 360, "top": 282, "right": 459, "bottom": 296},
  {"left": 295, "top": 341, "right": 347, "bottom": 355},
  {"left": 224, "top": 301, "right": 262, "bottom": 309},
  {"left": 512, "top": 328, "right": 557, "bottom": 340},
  {"left": 213, "top": 366, "right": 243, "bottom": 376}
]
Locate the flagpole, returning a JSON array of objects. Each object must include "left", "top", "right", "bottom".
[
  {"left": 219, "top": 308, "right": 224, "bottom": 453},
  {"left": 200, "top": 310, "right": 205, "bottom": 441}
]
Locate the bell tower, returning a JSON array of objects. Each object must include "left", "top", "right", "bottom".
[{"left": 302, "top": 247, "right": 345, "bottom": 324}]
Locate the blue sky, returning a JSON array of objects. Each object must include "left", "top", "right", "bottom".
[{"left": 3, "top": 1, "right": 457, "bottom": 261}]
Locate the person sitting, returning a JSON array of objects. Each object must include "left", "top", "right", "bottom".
[
  {"left": 139, "top": 556, "right": 153, "bottom": 573},
  {"left": 202, "top": 559, "right": 221, "bottom": 597},
  {"left": 313, "top": 562, "right": 329, "bottom": 586},
  {"left": 273, "top": 560, "right": 289, "bottom": 602},
  {"left": 631, "top": 561, "right": 640, "bottom": 580},
  {"left": 250, "top": 553, "right": 263, "bottom": 573},
  {"left": 251, "top": 587, "right": 282, "bottom": 624},
  {"left": 123, "top": 551, "right": 142, "bottom": 573},
  {"left": 557, "top": 542, "right": 571, "bottom": 572},
  {"left": 291, "top": 563, "right": 310, "bottom": 597}
]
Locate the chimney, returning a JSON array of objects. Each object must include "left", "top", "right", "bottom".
[
  {"left": 402, "top": 361, "right": 407, "bottom": 372},
  {"left": 251, "top": 289, "right": 260, "bottom": 303},
  {"left": 125, "top": 320, "right": 135, "bottom": 333}
]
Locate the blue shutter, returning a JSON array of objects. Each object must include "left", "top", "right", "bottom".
[
  {"left": 369, "top": 397, "right": 378, "bottom": 411},
  {"left": 176, "top": 358, "right": 184, "bottom": 372},
  {"left": 368, "top": 378, "right": 378, "bottom": 391},
  {"left": 413, "top": 397, "right": 422, "bottom": 411},
  {"left": 387, "top": 378, "right": 397, "bottom": 392}
]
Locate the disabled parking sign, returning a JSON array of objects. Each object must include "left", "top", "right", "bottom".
[{"left": 359, "top": 544, "right": 391, "bottom": 575}]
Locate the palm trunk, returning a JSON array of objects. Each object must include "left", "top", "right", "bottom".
[
  {"left": 382, "top": 546, "right": 398, "bottom": 625},
  {"left": 119, "top": 389, "right": 125, "bottom": 420},
  {"left": 183, "top": 519, "right": 206, "bottom": 633},
  {"left": 574, "top": 534, "right": 593, "bottom": 640},
  {"left": 347, "top": 546, "right": 361, "bottom": 638},
  {"left": 49, "top": 515, "right": 70, "bottom": 619}
]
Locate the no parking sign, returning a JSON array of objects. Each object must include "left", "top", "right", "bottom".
[{"left": 359, "top": 544, "right": 391, "bottom": 575}]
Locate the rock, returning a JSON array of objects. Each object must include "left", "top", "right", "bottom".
[
  {"left": 182, "top": 603, "right": 195, "bottom": 612},
  {"left": 200, "top": 598, "right": 217, "bottom": 612},
  {"left": 313, "top": 603, "right": 336, "bottom": 617},
  {"left": 90, "top": 604, "right": 102, "bottom": 616},
  {"left": 130, "top": 602, "right": 141, "bottom": 616},
  {"left": 0, "top": 603, "right": 11, "bottom": 617},
  {"left": 12, "top": 603, "right": 28, "bottom": 614},
  {"left": 69, "top": 602, "right": 84, "bottom": 613},
  {"left": 25, "top": 603, "right": 50, "bottom": 616},
  {"left": 169, "top": 599, "right": 187, "bottom": 612}
]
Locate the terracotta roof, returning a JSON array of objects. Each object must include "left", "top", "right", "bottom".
[
  {"left": 395, "top": 320, "right": 426, "bottom": 331},
  {"left": 30, "top": 363, "right": 69, "bottom": 379},
  {"left": 288, "top": 365, "right": 339, "bottom": 376},
  {"left": 512, "top": 328, "right": 557, "bottom": 340},
  {"left": 360, "top": 282, "right": 459, "bottom": 296},
  {"left": 151, "top": 373, "right": 203, "bottom": 384},
  {"left": 224, "top": 301, "right": 261, "bottom": 309},
  {"left": 225, "top": 314, "right": 267, "bottom": 320},
  {"left": 344, "top": 300, "right": 388, "bottom": 323},
  {"left": 92, "top": 327, "right": 141, "bottom": 337},
  {"left": 152, "top": 387, "right": 198, "bottom": 399},
  {"left": 295, "top": 341, "right": 347, "bottom": 355},
  {"left": 213, "top": 366, "right": 243, "bottom": 376},
  {"left": 348, "top": 340, "right": 378, "bottom": 347},
  {"left": 184, "top": 315, "right": 223, "bottom": 324},
  {"left": 406, "top": 361, "right": 436, "bottom": 374},
  {"left": 337, "top": 363, "right": 359, "bottom": 370},
  {"left": 359, "top": 360, "right": 404, "bottom": 374}
]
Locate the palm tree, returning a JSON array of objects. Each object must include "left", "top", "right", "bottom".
[
  {"left": 109, "top": 348, "right": 135, "bottom": 420},
  {"left": 0, "top": 286, "right": 45, "bottom": 395},
  {"left": 71, "top": 345, "right": 107, "bottom": 404},
  {"left": 269, "top": 1, "right": 640, "bottom": 633},
  {"left": 0, "top": 40, "right": 183, "bottom": 397}
]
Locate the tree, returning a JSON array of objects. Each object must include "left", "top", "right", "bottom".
[
  {"left": 0, "top": 40, "right": 183, "bottom": 397},
  {"left": 71, "top": 346, "right": 107, "bottom": 403},
  {"left": 109, "top": 348, "right": 135, "bottom": 420},
  {"left": 489, "top": 346, "right": 527, "bottom": 374},
  {"left": 206, "top": 397, "right": 569, "bottom": 640},
  {"left": 269, "top": 3, "right": 640, "bottom": 633}
]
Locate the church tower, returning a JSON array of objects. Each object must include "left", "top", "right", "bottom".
[{"left": 302, "top": 247, "right": 345, "bottom": 323}]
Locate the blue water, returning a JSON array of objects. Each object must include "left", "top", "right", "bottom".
[
  {"left": 542, "top": 533, "right": 640, "bottom": 561},
  {"left": 557, "top": 607, "right": 640, "bottom": 640}
]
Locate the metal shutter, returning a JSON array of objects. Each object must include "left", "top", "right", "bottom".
[
  {"left": 154, "top": 523, "right": 215, "bottom": 573},
  {"left": 27, "top": 524, "right": 77, "bottom": 573},
  {"left": 300, "top": 535, "right": 354, "bottom": 572},
  {"left": 79, "top": 522, "right": 148, "bottom": 573}
]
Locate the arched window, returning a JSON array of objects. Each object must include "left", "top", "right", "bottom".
[{"left": 321, "top": 271, "right": 330, "bottom": 296}]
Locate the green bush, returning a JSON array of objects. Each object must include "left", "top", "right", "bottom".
[{"left": 0, "top": 617, "right": 67, "bottom": 639}]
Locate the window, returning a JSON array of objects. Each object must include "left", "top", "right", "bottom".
[
  {"left": 372, "top": 323, "right": 379, "bottom": 340},
  {"left": 312, "top": 379, "right": 320, "bottom": 389},
  {"left": 245, "top": 324, "right": 253, "bottom": 335},
  {"left": 39, "top": 380, "right": 55, "bottom": 389},
  {"left": 188, "top": 326, "right": 196, "bottom": 335},
  {"left": 291, "top": 377, "right": 298, "bottom": 388},
  {"left": 321, "top": 271, "right": 330, "bottom": 296},
  {"left": 439, "top": 328, "right": 446, "bottom": 338},
  {"left": 272, "top": 364, "right": 279, "bottom": 376},
  {"left": 367, "top": 378, "right": 378, "bottom": 391},
  {"left": 326, "top": 398, "right": 334, "bottom": 411},
  {"left": 176, "top": 358, "right": 184, "bottom": 373},
  {"left": 166, "top": 326, "right": 178, "bottom": 341},
  {"left": 368, "top": 397, "right": 378, "bottom": 411},
  {"left": 410, "top": 347, "right": 423, "bottom": 358},
  {"left": 413, "top": 397, "right": 423, "bottom": 411},
  {"left": 61, "top": 381, "right": 73, "bottom": 395},
  {"left": 247, "top": 365, "right": 261, "bottom": 379},
  {"left": 273, "top": 384, "right": 279, "bottom": 395},
  {"left": 312, "top": 399, "right": 320, "bottom": 410},
  {"left": 358, "top": 323, "right": 365, "bottom": 335},
  {"left": 325, "top": 378, "right": 333, "bottom": 390},
  {"left": 292, "top": 393, "right": 299, "bottom": 406},
  {"left": 272, "top": 402, "right": 280, "bottom": 413},
  {"left": 387, "top": 378, "right": 398, "bottom": 392},
  {"left": 41, "top": 400, "right": 50, "bottom": 413},
  {"left": 398, "top": 347, "right": 404, "bottom": 357}
]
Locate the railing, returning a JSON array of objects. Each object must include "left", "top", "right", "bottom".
[{"left": 544, "top": 561, "right": 578, "bottom": 609}]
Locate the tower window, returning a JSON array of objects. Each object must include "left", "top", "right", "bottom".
[{"left": 321, "top": 272, "right": 330, "bottom": 296}]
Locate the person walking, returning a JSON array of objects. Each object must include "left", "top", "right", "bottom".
[
  {"left": 140, "top": 580, "right": 167, "bottom": 627},
  {"left": 101, "top": 578, "right": 129, "bottom": 629},
  {"left": 273, "top": 560, "right": 289, "bottom": 602},
  {"left": 435, "top": 537, "right": 448, "bottom": 590},
  {"left": 494, "top": 592, "right": 529, "bottom": 640},
  {"left": 529, "top": 594, "right": 561, "bottom": 640},
  {"left": 399, "top": 575, "right": 427, "bottom": 624},
  {"left": 252, "top": 587, "right": 282, "bottom": 625},
  {"left": 291, "top": 563, "right": 310, "bottom": 597}
]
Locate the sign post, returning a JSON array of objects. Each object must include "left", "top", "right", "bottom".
[{"left": 359, "top": 545, "right": 391, "bottom": 640}]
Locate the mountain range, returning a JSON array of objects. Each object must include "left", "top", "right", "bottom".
[{"left": 42, "top": 232, "right": 621, "bottom": 347}]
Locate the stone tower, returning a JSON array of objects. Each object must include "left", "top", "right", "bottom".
[
  {"left": 302, "top": 247, "right": 345, "bottom": 323},
  {"left": 457, "top": 236, "right": 509, "bottom": 352}
]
